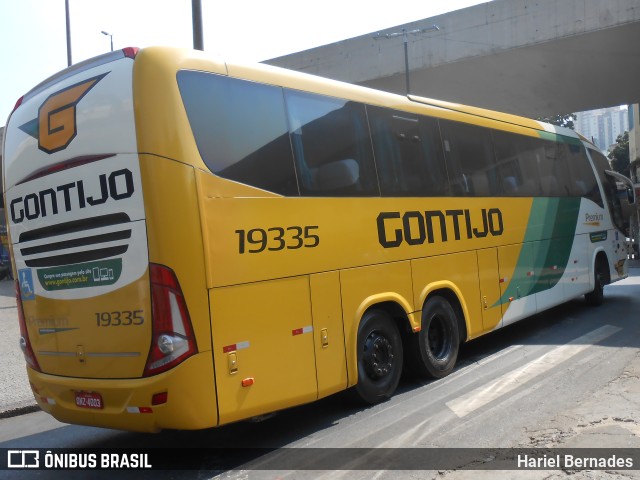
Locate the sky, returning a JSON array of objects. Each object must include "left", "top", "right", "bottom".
[{"left": 0, "top": 0, "right": 490, "bottom": 125}]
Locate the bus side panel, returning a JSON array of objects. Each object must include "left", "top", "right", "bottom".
[
  {"left": 138, "top": 154, "right": 217, "bottom": 425},
  {"left": 310, "top": 271, "right": 348, "bottom": 399},
  {"left": 499, "top": 242, "right": 538, "bottom": 327},
  {"left": 210, "top": 276, "right": 318, "bottom": 425},
  {"left": 339, "top": 262, "right": 416, "bottom": 389},
  {"left": 476, "top": 248, "right": 503, "bottom": 333},
  {"left": 563, "top": 233, "right": 594, "bottom": 298},
  {"left": 412, "top": 251, "right": 484, "bottom": 340},
  {"left": 534, "top": 238, "right": 568, "bottom": 312},
  {"left": 139, "top": 154, "right": 212, "bottom": 352}
]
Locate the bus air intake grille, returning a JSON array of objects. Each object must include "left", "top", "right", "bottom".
[{"left": 18, "top": 213, "right": 132, "bottom": 268}]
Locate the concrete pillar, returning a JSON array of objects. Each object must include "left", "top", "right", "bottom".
[{"left": 629, "top": 104, "right": 640, "bottom": 258}]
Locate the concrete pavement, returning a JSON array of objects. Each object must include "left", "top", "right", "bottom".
[{"left": 0, "top": 278, "right": 36, "bottom": 418}]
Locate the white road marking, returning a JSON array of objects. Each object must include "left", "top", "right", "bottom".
[{"left": 446, "top": 324, "right": 621, "bottom": 418}]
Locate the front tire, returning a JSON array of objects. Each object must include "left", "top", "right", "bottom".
[
  {"left": 585, "top": 259, "right": 607, "bottom": 306},
  {"left": 353, "top": 309, "right": 403, "bottom": 404},
  {"left": 405, "top": 296, "right": 459, "bottom": 379}
]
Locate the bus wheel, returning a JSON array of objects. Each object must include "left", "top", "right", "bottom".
[
  {"left": 353, "top": 309, "right": 403, "bottom": 404},
  {"left": 406, "top": 296, "right": 459, "bottom": 379},
  {"left": 585, "top": 259, "right": 607, "bottom": 306}
]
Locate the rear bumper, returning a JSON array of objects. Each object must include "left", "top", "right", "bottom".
[{"left": 27, "top": 351, "right": 217, "bottom": 432}]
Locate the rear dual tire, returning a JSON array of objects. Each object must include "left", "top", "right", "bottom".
[
  {"left": 352, "top": 296, "right": 460, "bottom": 404},
  {"left": 405, "top": 296, "right": 459, "bottom": 379}
]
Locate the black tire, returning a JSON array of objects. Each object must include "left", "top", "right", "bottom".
[
  {"left": 585, "top": 259, "right": 607, "bottom": 306},
  {"left": 405, "top": 296, "right": 459, "bottom": 379},
  {"left": 352, "top": 309, "right": 403, "bottom": 405}
]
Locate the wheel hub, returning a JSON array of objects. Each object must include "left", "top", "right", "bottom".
[{"left": 363, "top": 332, "right": 394, "bottom": 379}]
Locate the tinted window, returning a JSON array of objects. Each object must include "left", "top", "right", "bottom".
[
  {"left": 492, "top": 130, "right": 541, "bottom": 196},
  {"left": 368, "top": 106, "right": 448, "bottom": 196},
  {"left": 558, "top": 140, "right": 603, "bottom": 206},
  {"left": 439, "top": 120, "right": 498, "bottom": 196},
  {"left": 492, "top": 130, "right": 581, "bottom": 197},
  {"left": 177, "top": 70, "right": 298, "bottom": 196},
  {"left": 590, "top": 149, "right": 623, "bottom": 227},
  {"left": 536, "top": 139, "right": 571, "bottom": 197},
  {"left": 285, "top": 90, "right": 378, "bottom": 196}
]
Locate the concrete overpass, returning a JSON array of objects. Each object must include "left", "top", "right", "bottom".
[{"left": 266, "top": 0, "right": 640, "bottom": 118}]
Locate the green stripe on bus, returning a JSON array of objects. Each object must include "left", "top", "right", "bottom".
[
  {"left": 538, "top": 130, "right": 583, "bottom": 146},
  {"left": 496, "top": 197, "right": 581, "bottom": 305}
]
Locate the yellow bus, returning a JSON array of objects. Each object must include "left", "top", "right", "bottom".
[{"left": 2, "top": 46, "right": 635, "bottom": 432}]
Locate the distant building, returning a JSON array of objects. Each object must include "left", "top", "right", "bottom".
[{"left": 575, "top": 106, "right": 629, "bottom": 152}]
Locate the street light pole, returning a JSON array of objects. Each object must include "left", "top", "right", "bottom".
[
  {"left": 101, "top": 31, "right": 113, "bottom": 52},
  {"left": 65, "top": 0, "right": 72, "bottom": 66},
  {"left": 402, "top": 29, "right": 411, "bottom": 96},
  {"left": 192, "top": 0, "right": 204, "bottom": 50},
  {"left": 373, "top": 25, "right": 440, "bottom": 96}
]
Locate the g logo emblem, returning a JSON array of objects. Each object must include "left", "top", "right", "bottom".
[{"left": 36, "top": 73, "right": 107, "bottom": 154}]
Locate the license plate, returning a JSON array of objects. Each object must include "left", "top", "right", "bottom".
[{"left": 74, "top": 391, "right": 103, "bottom": 409}]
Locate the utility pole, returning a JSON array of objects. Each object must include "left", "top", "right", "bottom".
[
  {"left": 65, "top": 0, "right": 72, "bottom": 66},
  {"left": 373, "top": 25, "right": 440, "bottom": 96},
  {"left": 192, "top": 0, "right": 204, "bottom": 50}
]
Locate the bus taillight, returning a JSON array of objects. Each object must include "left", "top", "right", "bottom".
[
  {"left": 12, "top": 96, "right": 24, "bottom": 114},
  {"left": 15, "top": 281, "right": 40, "bottom": 372},
  {"left": 143, "top": 264, "right": 197, "bottom": 377},
  {"left": 122, "top": 47, "right": 139, "bottom": 59}
]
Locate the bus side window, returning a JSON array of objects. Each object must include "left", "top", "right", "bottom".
[
  {"left": 591, "top": 149, "right": 626, "bottom": 231},
  {"left": 418, "top": 114, "right": 449, "bottom": 196},
  {"left": 533, "top": 139, "right": 572, "bottom": 196},
  {"left": 284, "top": 90, "right": 378, "bottom": 196},
  {"left": 492, "top": 130, "right": 543, "bottom": 197},
  {"left": 367, "top": 106, "right": 447, "bottom": 196},
  {"left": 177, "top": 71, "right": 298, "bottom": 196},
  {"left": 439, "top": 120, "right": 499, "bottom": 197},
  {"left": 558, "top": 142, "right": 603, "bottom": 207}
]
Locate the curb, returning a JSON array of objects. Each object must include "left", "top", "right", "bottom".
[{"left": 0, "top": 404, "right": 40, "bottom": 420}]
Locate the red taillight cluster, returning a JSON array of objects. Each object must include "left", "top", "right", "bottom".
[
  {"left": 122, "top": 47, "right": 139, "bottom": 59},
  {"left": 143, "top": 264, "right": 197, "bottom": 377},
  {"left": 15, "top": 281, "right": 40, "bottom": 372},
  {"left": 12, "top": 96, "right": 24, "bottom": 114}
]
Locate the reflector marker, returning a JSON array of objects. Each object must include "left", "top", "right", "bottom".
[
  {"left": 40, "top": 397, "right": 56, "bottom": 405},
  {"left": 526, "top": 271, "right": 534, "bottom": 277},
  {"left": 499, "top": 277, "right": 508, "bottom": 284},
  {"left": 292, "top": 326, "right": 313, "bottom": 336},
  {"left": 222, "top": 341, "right": 250, "bottom": 353},
  {"left": 126, "top": 406, "right": 153, "bottom": 414},
  {"left": 241, "top": 378, "right": 255, "bottom": 387}
]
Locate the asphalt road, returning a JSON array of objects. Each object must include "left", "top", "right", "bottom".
[{"left": 1, "top": 269, "right": 639, "bottom": 480}]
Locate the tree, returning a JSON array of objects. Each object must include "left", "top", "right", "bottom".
[
  {"left": 608, "top": 131, "right": 630, "bottom": 176},
  {"left": 537, "top": 113, "right": 576, "bottom": 130}
]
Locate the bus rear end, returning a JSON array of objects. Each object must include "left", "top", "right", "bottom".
[{"left": 2, "top": 48, "right": 216, "bottom": 432}]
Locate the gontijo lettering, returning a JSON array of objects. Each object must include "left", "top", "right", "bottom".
[
  {"left": 377, "top": 208, "right": 504, "bottom": 248},
  {"left": 9, "top": 169, "right": 134, "bottom": 224}
]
